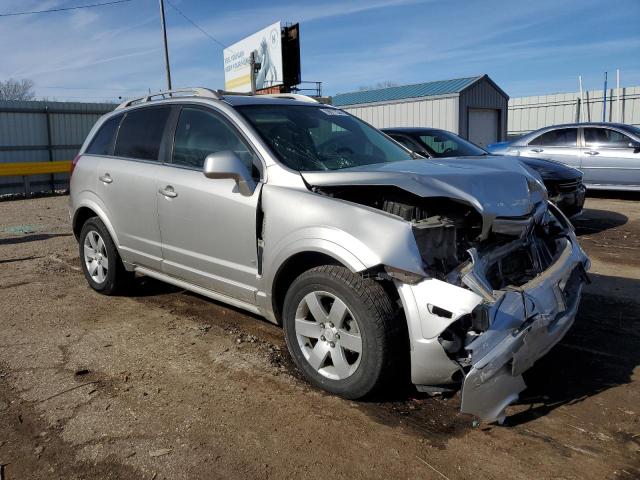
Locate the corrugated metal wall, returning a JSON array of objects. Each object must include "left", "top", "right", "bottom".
[
  {"left": 0, "top": 99, "right": 116, "bottom": 195},
  {"left": 508, "top": 86, "right": 640, "bottom": 137},
  {"left": 459, "top": 77, "right": 509, "bottom": 141},
  {"left": 340, "top": 95, "right": 460, "bottom": 133}
]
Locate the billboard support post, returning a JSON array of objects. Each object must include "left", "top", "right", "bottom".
[
  {"left": 250, "top": 52, "right": 256, "bottom": 94},
  {"left": 249, "top": 52, "right": 260, "bottom": 94},
  {"left": 159, "top": 0, "right": 172, "bottom": 90}
]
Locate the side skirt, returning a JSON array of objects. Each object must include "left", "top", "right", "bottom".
[{"left": 134, "top": 266, "right": 262, "bottom": 316}]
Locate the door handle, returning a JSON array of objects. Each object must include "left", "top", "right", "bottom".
[
  {"left": 159, "top": 186, "right": 178, "bottom": 198},
  {"left": 98, "top": 173, "right": 113, "bottom": 184},
  {"left": 529, "top": 148, "right": 544, "bottom": 153},
  {"left": 584, "top": 150, "right": 600, "bottom": 156}
]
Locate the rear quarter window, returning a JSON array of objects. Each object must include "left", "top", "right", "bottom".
[
  {"left": 114, "top": 106, "right": 172, "bottom": 161},
  {"left": 86, "top": 114, "right": 122, "bottom": 156}
]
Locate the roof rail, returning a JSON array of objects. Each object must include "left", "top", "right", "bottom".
[
  {"left": 264, "top": 93, "right": 319, "bottom": 103},
  {"left": 116, "top": 87, "right": 222, "bottom": 110},
  {"left": 115, "top": 88, "right": 320, "bottom": 110}
]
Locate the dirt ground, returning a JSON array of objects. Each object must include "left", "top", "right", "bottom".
[{"left": 0, "top": 194, "right": 639, "bottom": 480}]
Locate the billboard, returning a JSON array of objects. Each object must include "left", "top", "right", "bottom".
[
  {"left": 223, "top": 21, "right": 283, "bottom": 93},
  {"left": 282, "top": 23, "right": 301, "bottom": 87}
]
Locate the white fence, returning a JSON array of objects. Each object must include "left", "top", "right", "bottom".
[{"left": 508, "top": 86, "right": 640, "bottom": 137}]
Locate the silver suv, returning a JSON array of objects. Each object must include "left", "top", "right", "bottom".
[{"left": 70, "top": 88, "right": 590, "bottom": 422}]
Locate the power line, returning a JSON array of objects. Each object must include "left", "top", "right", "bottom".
[
  {"left": 0, "top": 0, "right": 132, "bottom": 18},
  {"left": 165, "top": 0, "right": 227, "bottom": 50}
]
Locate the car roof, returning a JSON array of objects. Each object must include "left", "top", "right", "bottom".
[
  {"left": 381, "top": 127, "right": 446, "bottom": 135},
  {"left": 533, "top": 122, "right": 631, "bottom": 130}
]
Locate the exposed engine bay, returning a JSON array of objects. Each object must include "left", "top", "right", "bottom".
[{"left": 313, "top": 184, "right": 562, "bottom": 290}]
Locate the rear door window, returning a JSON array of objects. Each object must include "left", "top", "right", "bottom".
[
  {"left": 584, "top": 128, "right": 633, "bottom": 148},
  {"left": 86, "top": 114, "right": 122, "bottom": 156},
  {"left": 114, "top": 106, "right": 172, "bottom": 161},
  {"left": 529, "top": 128, "right": 577, "bottom": 147}
]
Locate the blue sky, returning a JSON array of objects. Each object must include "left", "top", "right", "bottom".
[{"left": 1, "top": 0, "right": 639, "bottom": 102}]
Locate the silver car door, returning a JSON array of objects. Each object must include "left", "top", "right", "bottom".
[
  {"left": 156, "top": 105, "right": 262, "bottom": 303},
  {"left": 97, "top": 106, "right": 172, "bottom": 271},
  {"left": 581, "top": 127, "right": 640, "bottom": 188},
  {"left": 520, "top": 127, "right": 580, "bottom": 169}
]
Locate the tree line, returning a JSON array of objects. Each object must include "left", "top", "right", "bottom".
[{"left": 0, "top": 78, "right": 35, "bottom": 101}]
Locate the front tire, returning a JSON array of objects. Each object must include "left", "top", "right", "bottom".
[
  {"left": 282, "top": 265, "right": 401, "bottom": 399},
  {"left": 79, "top": 217, "right": 132, "bottom": 295}
]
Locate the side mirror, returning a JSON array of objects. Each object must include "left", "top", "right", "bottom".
[
  {"left": 629, "top": 141, "right": 640, "bottom": 152},
  {"left": 203, "top": 151, "right": 257, "bottom": 196}
]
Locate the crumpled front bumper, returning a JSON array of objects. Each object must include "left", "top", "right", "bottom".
[
  {"left": 550, "top": 183, "right": 586, "bottom": 219},
  {"left": 460, "top": 234, "right": 589, "bottom": 422},
  {"left": 397, "top": 229, "right": 590, "bottom": 423}
]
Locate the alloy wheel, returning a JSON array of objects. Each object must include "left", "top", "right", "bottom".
[
  {"left": 83, "top": 230, "right": 109, "bottom": 284},
  {"left": 294, "top": 291, "right": 363, "bottom": 380}
]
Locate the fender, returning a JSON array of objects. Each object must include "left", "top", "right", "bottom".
[
  {"left": 264, "top": 230, "right": 372, "bottom": 289},
  {"left": 260, "top": 183, "right": 426, "bottom": 279},
  {"left": 72, "top": 192, "right": 121, "bottom": 251},
  {"left": 258, "top": 233, "right": 373, "bottom": 324}
]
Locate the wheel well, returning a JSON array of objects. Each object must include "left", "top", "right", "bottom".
[
  {"left": 271, "top": 252, "right": 343, "bottom": 324},
  {"left": 72, "top": 207, "right": 97, "bottom": 239}
]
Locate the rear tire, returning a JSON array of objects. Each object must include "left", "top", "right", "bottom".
[
  {"left": 282, "top": 265, "right": 401, "bottom": 399},
  {"left": 79, "top": 217, "right": 133, "bottom": 295}
]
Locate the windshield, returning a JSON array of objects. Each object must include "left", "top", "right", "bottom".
[
  {"left": 416, "top": 130, "right": 487, "bottom": 157},
  {"left": 236, "top": 105, "right": 414, "bottom": 171}
]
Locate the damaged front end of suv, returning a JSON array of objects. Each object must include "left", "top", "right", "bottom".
[{"left": 298, "top": 158, "right": 590, "bottom": 423}]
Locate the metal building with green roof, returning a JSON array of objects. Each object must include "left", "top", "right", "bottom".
[{"left": 332, "top": 74, "right": 509, "bottom": 147}]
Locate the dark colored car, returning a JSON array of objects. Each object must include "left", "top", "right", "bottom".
[{"left": 382, "top": 127, "right": 586, "bottom": 218}]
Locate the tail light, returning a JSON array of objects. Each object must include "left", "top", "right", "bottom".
[{"left": 70, "top": 154, "right": 82, "bottom": 178}]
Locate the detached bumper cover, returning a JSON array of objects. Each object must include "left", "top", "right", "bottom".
[
  {"left": 398, "top": 231, "right": 589, "bottom": 423},
  {"left": 461, "top": 235, "right": 589, "bottom": 422}
]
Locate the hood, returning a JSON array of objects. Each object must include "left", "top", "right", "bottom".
[
  {"left": 514, "top": 156, "right": 582, "bottom": 181},
  {"left": 302, "top": 157, "right": 547, "bottom": 226}
]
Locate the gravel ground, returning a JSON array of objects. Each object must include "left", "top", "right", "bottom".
[{"left": 0, "top": 194, "right": 639, "bottom": 480}]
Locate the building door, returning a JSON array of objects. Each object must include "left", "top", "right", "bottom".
[{"left": 468, "top": 109, "right": 499, "bottom": 148}]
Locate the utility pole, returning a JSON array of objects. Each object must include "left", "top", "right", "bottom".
[
  {"left": 602, "top": 71, "right": 608, "bottom": 122},
  {"left": 616, "top": 69, "right": 622, "bottom": 123},
  {"left": 159, "top": 0, "right": 172, "bottom": 90},
  {"left": 578, "top": 75, "right": 584, "bottom": 123}
]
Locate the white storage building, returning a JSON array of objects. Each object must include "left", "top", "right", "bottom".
[{"left": 332, "top": 75, "right": 509, "bottom": 148}]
